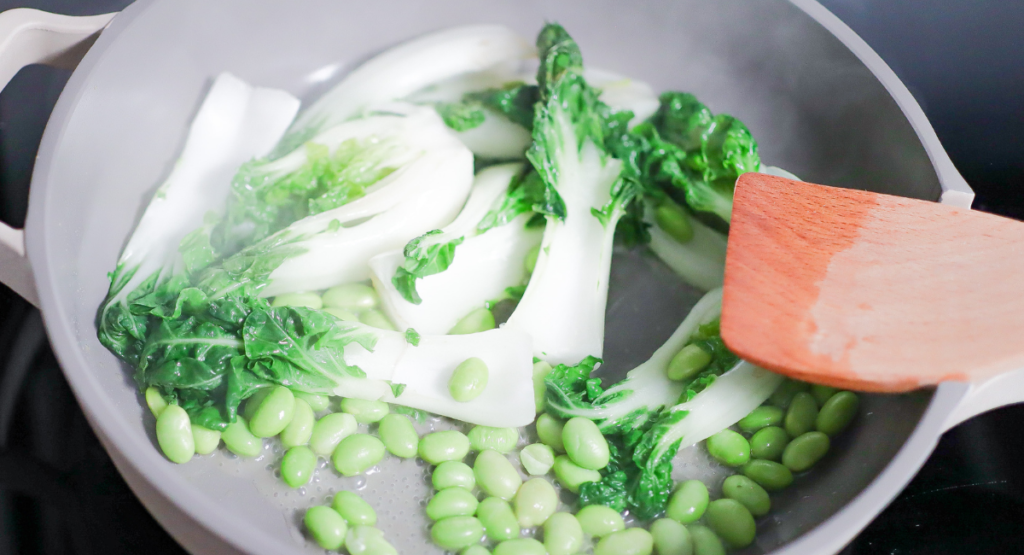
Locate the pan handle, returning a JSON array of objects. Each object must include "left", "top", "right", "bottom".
[{"left": 0, "top": 8, "right": 115, "bottom": 307}]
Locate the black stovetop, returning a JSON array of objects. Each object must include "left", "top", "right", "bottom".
[{"left": 1, "top": 1, "right": 1022, "bottom": 554}]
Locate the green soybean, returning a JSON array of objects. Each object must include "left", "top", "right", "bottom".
[
  {"left": 552, "top": 455, "right": 601, "bottom": 493},
  {"left": 221, "top": 416, "right": 262, "bottom": 457},
  {"left": 332, "top": 434, "right": 386, "bottom": 476},
  {"left": 332, "top": 491, "right": 377, "bottom": 526},
  {"left": 666, "top": 480, "right": 709, "bottom": 524},
  {"left": 783, "top": 431, "right": 831, "bottom": 472},
  {"left": 667, "top": 344, "right": 712, "bottom": 381},
  {"left": 595, "top": 528, "right": 655, "bottom": 555},
  {"left": 293, "top": 391, "right": 330, "bottom": 411},
  {"left": 304, "top": 506, "right": 347, "bottom": 550},
  {"left": 655, "top": 199, "right": 694, "bottom": 244},
  {"left": 543, "top": 512, "right": 583, "bottom": 555},
  {"left": 242, "top": 388, "right": 272, "bottom": 421},
  {"left": 705, "top": 429, "right": 750, "bottom": 467},
  {"left": 419, "top": 430, "right": 471, "bottom": 465},
  {"left": 272, "top": 292, "right": 323, "bottom": 310},
  {"left": 519, "top": 444, "right": 555, "bottom": 476},
  {"left": 532, "top": 361, "right": 553, "bottom": 413},
  {"left": 562, "top": 417, "right": 609, "bottom": 470},
  {"left": 816, "top": 391, "right": 859, "bottom": 436},
  {"left": 427, "top": 487, "right": 480, "bottom": 521},
  {"left": 494, "top": 538, "right": 546, "bottom": 555},
  {"left": 279, "top": 398, "right": 315, "bottom": 448},
  {"left": 462, "top": 547, "right": 492, "bottom": 555},
  {"left": 145, "top": 387, "right": 168, "bottom": 418},
  {"left": 310, "top": 413, "right": 358, "bottom": 457},
  {"left": 535, "top": 413, "right": 565, "bottom": 453},
  {"left": 689, "top": 525, "right": 726, "bottom": 555},
  {"left": 377, "top": 413, "right": 418, "bottom": 458},
  {"left": 784, "top": 392, "right": 819, "bottom": 438},
  {"left": 433, "top": 461, "right": 476, "bottom": 491},
  {"left": 749, "top": 426, "right": 790, "bottom": 461},
  {"left": 449, "top": 307, "right": 496, "bottom": 335},
  {"left": 431, "top": 516, "right": 484, "bottom": 551},
  {"left": 359, "top": 309, "right": 396, "bottom": 330},
  {"left": 281, "top": 446, "right": 316, "bottom": 488},
  {"left": 742, "top": 460, "right": 794, "bottom": 491},
  {"left": 474, "top": 449, "right": 522, "bottom": 500},
  {"left": 340, "top": 397, "right": 390, "bottom": 424},
  {"left": 737, "top": 406, "right": 785, "bottom": 433},
  {"left": 323, "top": 283, "right": 378, "bottom": 310},
  {"left": 477, "top": 496, "right": 520, "bottom": 542},
  {"left": 156, "top": 405, "right": 195, "bottom": 464},
  {"left": 346, "top": 525, "right": 397, "bottom": 555},
  {"left": 449, "top": 358, "right": 489, "bottom": 402},
  {"left": 769, "top": 379, "right": 810, "bottom": 409},
  {"left": 191, "top": 425, "right": 221, "bottom": 455},
  {"left": 722, "top": 475, "right": 771, "bottom": 517},
  {"left": 575, "top": 505, "right": 624, "bottom": 537},
  {"left": 324, "top": 307, "right": 360, "bottom": 322},
  {"left": 650, "top": 518, "right": 693, "bottom": 555},
  {"left": 469, "top": 426, "right": 518, "bottom": 453},
  {"left": 706, "top": 499, "right": 756, "bottom": 548},
  {"left": 513, "top": 478, "right": 557, "bottom": 527},
  {"left": 811, "top": 384, "right": 839, "bottom": 406},
  {"left": 524, "top": 244, "right": 541, "bottom": 274},
  {"left": 249, "top": 386, "right": 295, "bottom": 438}
]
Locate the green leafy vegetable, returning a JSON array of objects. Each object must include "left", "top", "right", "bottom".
[
  {"left": 464, "top": 82, "right": 539, "bottom": 130},
  {"left": 391, "top": 231, "right": 465, "bottom": 304},
  {"left": 404, "top": 328, "right": 421, "bottom": 346},
  {"left": 436, "top": 101, "right": 486, "bottom": 131}
]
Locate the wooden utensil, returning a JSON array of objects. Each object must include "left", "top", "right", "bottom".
[{"left": 720, "top": 173, "right": 1024, "bottom": 392}]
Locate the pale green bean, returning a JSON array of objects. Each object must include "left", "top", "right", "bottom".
[
  {"left": 749, "top": 426, "right": 790, "bottom": 462},
  {"left": 427, "top": 487, "right": 480, "bottom": 521},
  {"left": 575, "top": 505, "right": 624, "bottom": 537},
  {"left": 782, "top": 431, "right": 830, "bottom": 472},
  {"left": 784, "top": 392, "right": 819, "bottom": 438},
  {"left": 145, "top": 387, "right": 167, "bottom": 418},
  {"left": 359, "top": 309, "right": 396, "bottom": 330},
  {"left": 332, "top": 434, "right": 386, "bottom": 476},
  {"left": 705, "top": 499, "right": 756, "bottom": 548},
  {"left": 272, "top": 292, "right": 322, "bottom": 310},
  {"left": 156, "top": 405, "right": 194, "bottom": 464},
  {"left": 651, "top": 518, "right": 693, "bottom": 555},
  {"left": 513, "top": 478, "right": 557, "bottom": 527},
  {"left": 449, "top": 307, "right": 495, "bottom": 335},
  {"left": 280, "top": 398, "right": 315, "bottom": 448},
  {"left": 462, "top": 546, "right": 492, "bottom": 555},
  {"left": 345, "top": 524, "right": 397, "bottom": 555},
  {"left": 293, "top": 391, "right": 330, "bottom": 411},
  {"left": 449, "top": 358, "right": 489, "bottom": 402},
  {"left": 433, "top": 461, "right": 476, "bottom": 491},
  {"left": 377, "top": 413, "right": 418, "bottom": 458},
  {"left": 332, "top": 491, "right": 377, "bottom": 526},
  {"left": 816, "top": 391, "right": 859, "bottom": 436},
  {"left": 561, "top": 417, "right": 609, "bottom": 470},
  {"left": 304, "top": 506, "right": 346, "bottom": 550},
  {"left": 324, "top": 307, "right": 360, "bottom": 322},
  {"left": 431, "top": 516, "right": 484, "bottom": 551},
  {"left": 737, "top": 406, "right": 785, "bottom": 433},
  {"left": 310, "top": 413, "right": 358, "bottom": 457},
  {"left": 477, "top": 496, "right": 520, "bottom": 542},
  {"left": 519, "top": 444, "right": 555, "bottom": 476},
  {"left": 722, "top": 475, "right": 771, "bottom": 517},
  {"left": 474, "top": 449, "right": 522, "bottom": 501},
  {"left": 689, "top": 525, "right": 726, "bottom": 555},
  {"left": 494, "top": 538, "right": 546, "bottom": 555},
  {"left": 242, "top": 388, "right": 272, "bottom": 421},
  {"left": 666, "top": 480, "right": 709, "bottom": 524},
  {"left": 543, "top": 512, "right": 583, "bottom": 555},
  {"left": 323, "top": 283, "right": 378, "bottom": 310},
  {"left": 535, "top": 413, "right": 565, "bottom": 453},
  {"left": 552, "top": 455, "right": 601, "bottom": 493},
  {"left": 705, "top": 429, "right": 750, "bottom": 467},
  {"left": 191, "top": 424, "right": 220, "bottom": 455},
  {"left": 249, "top": 385, "right": 295, "bottom": 438},
  {"left": 281, "top": 446, "right": 316, "bottom": 488},
  {"left": 667, "top": 344, "right": 712, "bottom": 382},
  {"left": 419, "top": 430, "right": 471, "bottom": 465},
  {"left": 221, "top": 416, "right": 262, "bottom": 457},
  {"left": 340, "top": 397, "right": 390, "bottom": 423},
  {"left": 595, "top": 528, "right": 654, "bottom": 555},
  {"left": 468, "top": 426, "right": 518, "bottom": 453}
]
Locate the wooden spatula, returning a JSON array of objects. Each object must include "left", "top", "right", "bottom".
[{"left": 720, "top": 173, "right": 1024, "bottom": 393}]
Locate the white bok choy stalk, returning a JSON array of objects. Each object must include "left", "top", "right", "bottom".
[{"left": 645, "top": 202, "right": 728, "bottom": 292}]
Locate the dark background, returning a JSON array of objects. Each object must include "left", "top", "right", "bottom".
[{"left": 0, "top": 1, "right": 1022, "bottom": 554}]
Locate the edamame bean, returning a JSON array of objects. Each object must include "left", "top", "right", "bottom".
[
  {"left": 281, "top": 446, "right": 316, "bottom": 487},
  {"left": 280, "top": 398, "right": 315, "bottom": 448},
  {"left": 784, "top": 392, "right": 819, "bottom": 438},
  {"left": 524, "top": 244, "right": 541, "bottom": 274},
  {"left": 689, "top": 525, "right": 726, "bottom": 555},
  {"left": 651, "top": 518, "right": 693, "bottom": 555},
  {"left": 310, "top": 413, "right": 358, "bottom": 457},
  {"left": 293, "top": 391, "right": 330, "bottom": 411},
  {"left": 519, "top": 444, "right": 555, "bottom": 476},
  {"left": 324, "top": 306, "right": 360, "bottom": 322},
  {"left": 543, "top": 512, "right": 583, "bottom": 555},
  {"left": 420, "top": 431, "right": 471, "bottom": 465},
  {"left": 742, "top": 460, "right": 794, "bottom": 491},
  {"left": 323, "top": 283, "right": 378, "bottom": 310},
  {"left": 667, "top": 344, "right": 712, "bottom": 381},
  {"left": 332, "top": 434, "right": 386, "bottom": 476},
  {"left": 655, "top": 199, "right": 694, "bottom": 244},
  {"left": 462, "top": 546, "right": 492, "bottom": 555},
  {"left": 145, "top": 387, "right": 168, "bottom": 418},
  {"left": 191, "top": 424, "right": 220, "bottom": 455},
  {"left": 304, "top": 506, "right": 346, "bottom": 550},
  {"left": 221, "top": 416, "right": 262, "bottom": 457},
  {"left": 433, "top": 461, "right": 476, "bottom": 490},
  {"left": 749, "top": 426, "right": 790, "bottom": 461},
  {"left": 705, "top": 429, "right": 750, "bottom": 467},
  {"left": 532, "top": 361, "right": 553, "bottom": 413},
  {"left": 722, "top": 475, "right": 771, "bottom": 517},
  {"left": 377, "top": 413, "right": 418, "bottom": 458},
  {"left": 666, "top": 480, "right": 709, "bottom": 524},
  {"left": 340, "top": 397, "right": 390, "bottom": 423},
  {"left": 706, "top": 499, "right": 756, "bottom": 548},
  {"left": 575, "top": 505, "right": 624, "bottom": 537},
  {"left": 513, "top": 478, "right": 557, "bottom": 527},
  {"left": 494, "top": 538, "right": 546, "bottom": 555},
  {"left": 469, "top": 426, "right": 518, "bottom": 453},
  {"left": 249, "top": 386, "right": 295, "bottom": 438},
  {"left": 562, "top": 417, "right": 609, "bottom": 470},
  {"left": 272, "top": 292, "right": 322, "bottom": 310},
  {"left": 737, "top": 406, "right": 785, "bottom": 433},
  {"left": 769, "top": 379, "right": 810, "bottom": 409},
  {"left": 477, "top": 496, "right": 520, "bottom": 542},
  {"left": 427, "top": 487, "right": 480, "bottom": 521},
  {"left": 359, "top": 309, "right": 396, "bottom": 330},
  {"left": 552, "top": 455, "right": 601, "bottom": 493},
  {"left": 595, "top": 528, "right": 655, "bottom": 555},
  {"left": 431, "top": 516, "right": 485, "bottom": 551},
  {"left": 332, "top": 491, "right": 377, "bottom": 526},
  {"left": 811, "top": 384, "right": 839, "bottom": 406},
  {"left": 782, "top": 431, "right": 830, "bottom": 472},
  {"left": 449, "top": 358, "right": 489, "bottom": 402},
  {"left": 535, "top": 414, "right": 565, "bottom": 453},
  {"left": 346, "top": 525, "right": 397, "bottom": 555},
  {"left": 816, "top": 391, "right": 859, "bottom": 436},
  {"left": 156, "top": 405, "right": 194, "bottom": 464},
  {"left": 449, "top": 307, "right": 495, "bottom": 335},
  {"left": 474, "top": 449, "right": 522, "bottom": 500},
  {"left": 242, "top": 388, "right": 272, "bottom": 421}
]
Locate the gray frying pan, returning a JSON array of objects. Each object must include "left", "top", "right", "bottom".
[{"left": 0, "top": 1, "right": 1017, "bottom": 554}]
